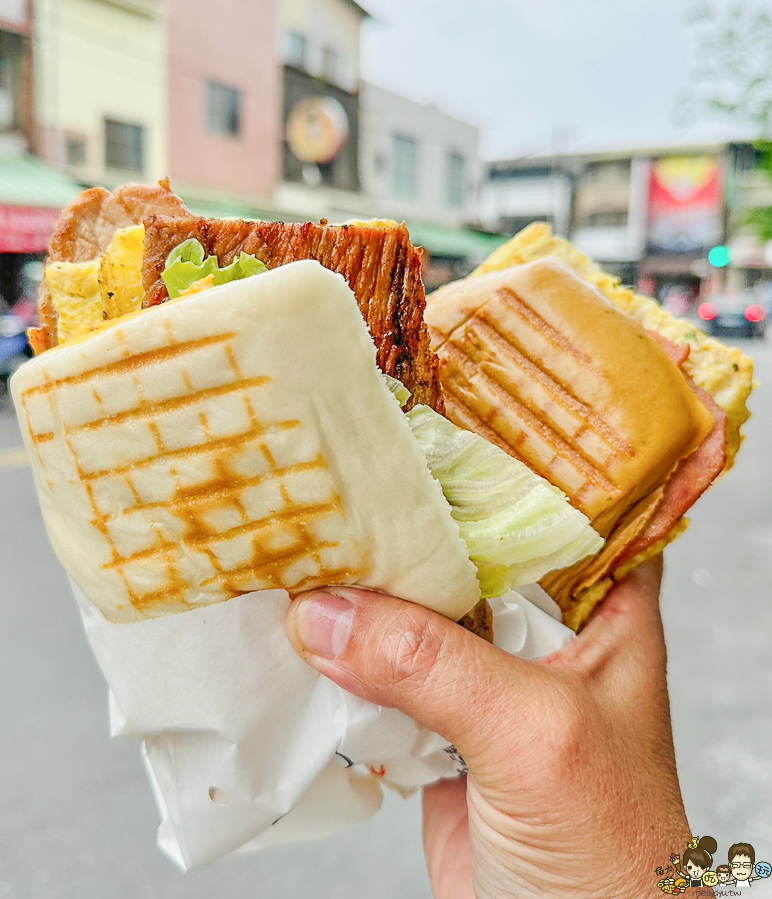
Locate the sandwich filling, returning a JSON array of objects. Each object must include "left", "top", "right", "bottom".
[{"left": 426, "top": 256, "right": 730, "bottom": 627}]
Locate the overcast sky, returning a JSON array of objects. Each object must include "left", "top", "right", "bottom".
[{"left": 360, "top": 0, "right": 752, "bottom": 160}]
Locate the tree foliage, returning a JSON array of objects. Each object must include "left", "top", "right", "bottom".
[
  {"left": 687, "top": 2, "right": 772, "bottom": 239},
  {"left": 687, "top": 1, "right": 772, "bottom": 134}
]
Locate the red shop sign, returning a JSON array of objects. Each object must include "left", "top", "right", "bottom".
[{"left": 0, "top": 205, "right": 61, "bottom": 253}]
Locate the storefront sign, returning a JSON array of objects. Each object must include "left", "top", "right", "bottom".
[
  {"left": 647, "top": 156, "right": 722, "bottom": 254},
  {"left": 287, "top": 96, "right": 350, "bottom": 164},
  {"left": 0, "top": 205, "right": 60, "bottom": 253}
]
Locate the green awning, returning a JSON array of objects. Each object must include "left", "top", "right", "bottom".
[
  {"left": 183, "top": 195, "right": 310, "bottom": 223},
  {"left": 183, "top": 195, "right": 277, "bottom": 221},
  {"left": 408, "top": 222, "right": 510, "bottom": 261},
  {"left": 0, "top": 155, "right": 84, "bottom": 209}
]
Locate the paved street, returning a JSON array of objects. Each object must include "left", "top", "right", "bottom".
[{"left": 0, "top": 337, "right": 770, "bottom": 898}]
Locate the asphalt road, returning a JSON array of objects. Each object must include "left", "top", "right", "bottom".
[{"left": 1, "top": 337, "right": 770, "bottom": 898}]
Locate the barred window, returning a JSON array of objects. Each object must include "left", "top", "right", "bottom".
[
  {"left": 392, "top": 133, "right": 418, "bottom": 199},
  {"left": 447, "top": 152, "right": 466, "bottom": 207},
  {"left": 105, "top": 119, "right": 144, "bottom": 172},
  {"left": 206, "top": 81, "right": 242, "bottom": 137}
]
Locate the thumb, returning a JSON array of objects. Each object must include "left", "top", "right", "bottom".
[{"left": 285, "top": 587, "right": 551, "bottom": 771}]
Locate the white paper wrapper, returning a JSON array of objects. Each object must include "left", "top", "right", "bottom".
[{"left": 71, "top": 579, "right": 573, "bottom": 870}]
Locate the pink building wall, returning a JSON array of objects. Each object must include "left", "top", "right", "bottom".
[{"left": 167, "top": 0, "right": 280, "bottom": 202}]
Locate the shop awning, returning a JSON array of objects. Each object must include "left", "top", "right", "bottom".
[
  {"left": 183, "top": 195, "right": 310, "bottom": 223},
  {"left": 408, "top": 222, "right": 510, "bottom": 262},
  {"left": 184, "top": 195, "right": 277, "bottom": 221},
  {"left": 0, "top": 155, "right": 84, "bottom": 252}
]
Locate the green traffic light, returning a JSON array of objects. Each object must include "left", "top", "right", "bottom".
[{"left": 708, "top": 245, "right": 731, "bottom": 267}]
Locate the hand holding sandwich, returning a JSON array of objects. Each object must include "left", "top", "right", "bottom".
[
  {"left": 18, "top": 182, "right": 750, "bottom": 872},
  {"left": 287, "top": 558, "right": 691, "bottom": 899}
]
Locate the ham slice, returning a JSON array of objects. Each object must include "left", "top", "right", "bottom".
[
  {"left": 615, "top": 378, "right": 727, "bottom": 566},
  {"left": 646, "top": 329, "right": 691, "bottom": 367},
  {"left": 543, "top": 329, "right": 726, "bottom": 607}
]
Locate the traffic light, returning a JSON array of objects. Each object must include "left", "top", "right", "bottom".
[{"left": 708, "top": 245, "right": 731, "bottom": 268}]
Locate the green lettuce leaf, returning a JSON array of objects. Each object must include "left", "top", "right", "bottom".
[
  {"left": 162, "top": 238, "right": 268, "bottom": 299},
  {"left": 405, "top": 404, "right": 604, "bottom": 598},
  {"left": 383, "top": 374, "right": 411, "bottom": 408}
]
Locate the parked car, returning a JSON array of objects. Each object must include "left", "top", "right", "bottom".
[
  {"left": 0, "top": 313, "right": 33, "bottom": 394},
  {"left": 697, "top": 293, "right": 767, "bottom": 339}
]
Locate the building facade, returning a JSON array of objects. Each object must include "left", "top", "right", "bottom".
[
  {"left": 33, "top": 0, "right": 168, "bottom": 185},
  {"left": 723, "top": 143, "right": 772, "bottom": 290},
  {"left": 167, "top": 0, "right": 280, "bottom": 210},
  {"left": 570, "top": 155, "right": 650, "bottom": 280},
  {"left": 480, "top": 160, "right": 571, "bottom": 237},
  {"left": 480, "top": 142, "right": 763, "bottom": 305},
  {"left": 359, "top": 82, "right": 479, "bottom": 229},
  {"left": 280, "top": 0, "right": 363, "bottom": 93},
  {"left": 0, "top": 0, "right": 84, "bottom": 306},
  {"left": 274, "top": 0, "right": 368, "bottom": 219},
  {"left": 0, "top": 0, "right": 32, "bottom": 158}
]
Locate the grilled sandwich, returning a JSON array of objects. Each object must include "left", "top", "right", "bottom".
[{"left": 426, "top": 224, "right": 754, "bottom": 629}]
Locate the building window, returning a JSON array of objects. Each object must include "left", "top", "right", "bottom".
[
  {"left": 584, "top": 210, "right": 628, "bottom": 227},
  {"left": 105, "top": 119, "right": 144, "bottom": 172},
  {"left": 65, "top": 135, "right": 86, "bottom": 166},
  {"left": 447, "top": 152, "right": 466, "bottom": 207},
  {"left": 0, "top": 31, "right": 23, "bottom": 132},
  {"left": 488, "top": 164, "right": 554, "bottom": 182},
  {"left": 206, "top": 81, "right": 241, "bottom": 137},
  {"left": 285, "top": 31, "right": 307, "bottom": 69},
  {"left": 733, "top": 143, "right": 763, "bottom": 175},
  {"left": 392, "top": 134, "right": 418, "bottom": 199},
  {"left": 322, "top": 46, "right": 340, "bottom": 83},
  {"left": 584, "top": 159, "right": 631, "bottom": 181},
  {"left": 500, "top": 215, "right": 554, "bottom": 235}
]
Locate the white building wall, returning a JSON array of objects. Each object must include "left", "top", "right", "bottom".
[
  {"left": 359, "top": 82, "right": 479, "bottom": 227},
  {"left": 479, "top": 174, "right": 572, "bottom": 235},
  {"left": 0, "top": 0, "right": 27, "bottom": 26}
]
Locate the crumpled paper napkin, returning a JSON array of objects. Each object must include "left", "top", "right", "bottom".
[{"left": 71, "top": 580, "right": 573, "bottom": 869}]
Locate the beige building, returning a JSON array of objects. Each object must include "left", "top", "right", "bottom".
[
  {"left": 279, "top": 0, "right": 364, "bottom": 94},
  {"left": 33, "top": 0, "right": 168, "bottom": 185}
]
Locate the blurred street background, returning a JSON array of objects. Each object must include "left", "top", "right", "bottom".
[{"left": 2, "top": 0, "right": 772, "bottom": 895}]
